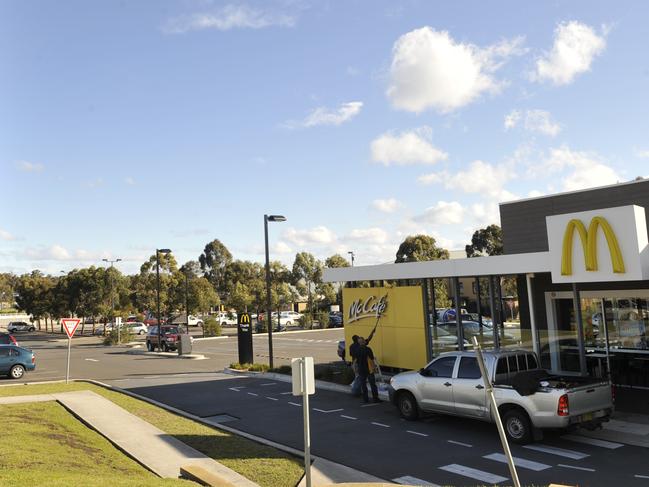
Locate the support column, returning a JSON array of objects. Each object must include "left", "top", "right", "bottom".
[
  {"left": 572, "top": 283, "right": 588, "bottom": 376},
  {"left": 453, "top": 277, "right": 465, "bottom": 351},
  {"left": 525, "top": 273, "right": 540, "bottom": 357},
  {"left": 422, "top": 279, "right": 433, "bottom": 363},
  {"left": 488, "top": 276, "right": 500, "bottom": 349}
]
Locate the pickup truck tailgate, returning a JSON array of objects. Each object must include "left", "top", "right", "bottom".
[{"left": 567, "top": 382, "right": 612, "bottom": 417}]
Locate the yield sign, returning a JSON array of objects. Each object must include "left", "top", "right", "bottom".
[{"left": 62, "top": 318, "right": 81, "bottom": 339}]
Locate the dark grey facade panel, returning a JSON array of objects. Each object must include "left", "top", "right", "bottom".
[{"left": 500, "top": 180, "right": 649, "bottom": 255}]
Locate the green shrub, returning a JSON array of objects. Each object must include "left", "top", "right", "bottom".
[
  {"left": 103, "top": 328, "right": 135, "bottom": 346},
  {"left": 270, "top": 365, "right": 292, "bottom": 375},
  {"left": 229, "top": 362, "right": 269, "bottom": 372},
  {"left": 203, "top": 317, "right": 222, "bottom": 337},
  {"left": 314, "top": 310, "right": 329, "bottom": 329},
  {"left": 298, "top": 313, "right": 312, "bottom": 329}
]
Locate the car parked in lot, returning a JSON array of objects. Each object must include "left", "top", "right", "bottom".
[
  {"left": 126, "top": 322, "right": 148, "bottom": 335},
  {"left": 0, "top": 345, "right": 35, "bottom": 379},
  {"left": 329, "top": 311, "right": 343, "bottom": 327},
  {"left": 389, "top": 350, "right": 613, "bottom": 444},
  {"left": 214, "top": 311, "right": 238, "bottom": 327},
  {"left": 145, "top": 325, "right": 191, "bottom": 352},
  {"left": 7, "top": 321, "right": 35, "bottom": 333},
  {"left": 0, "top": 333, "right": 18, "bottom": 346}
]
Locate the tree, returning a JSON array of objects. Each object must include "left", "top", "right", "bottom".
[
  {"left": 465, "top": 224, "right": 503, "bottom": 257},
  {"left": 198, "top": 239, "right": 233, "bottom": 297},
  {"left": 395, "top": 235, "right": 449, "bottom": 263},
  {"left": 324, "top": 254, "right": 351, "bottom": 269},
  {"left": 133, "top": 252, "right": 183, "bottom": 318},
  {"left": 180, "top": 260, "right": 203, "bottom": 278},
  {"left": 395, "top": 234, "right": 450, "bottom": 307},
  {"left": 186, "top": 276, "right": 219, "bottom": 314},
  {"left": 0, "top": 273, "right": 17, "bottom": 310},
  {"left": 14, "top": 271, "right": 56, "bottom": 330},
  {"left": 292, "top": 252, "right": 322, "bottom": 321}
]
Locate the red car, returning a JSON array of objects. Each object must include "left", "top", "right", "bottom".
[{"left": 145, "top": 325, "right": 189, "bottom": 352}]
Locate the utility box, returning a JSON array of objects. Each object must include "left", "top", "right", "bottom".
[{"left": 178, "top": 333, "right": 192, "bottom": 356}]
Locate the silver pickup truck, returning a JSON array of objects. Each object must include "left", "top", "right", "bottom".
[{"left": 388, "top": 349, "right": 613, "bottom": 444}]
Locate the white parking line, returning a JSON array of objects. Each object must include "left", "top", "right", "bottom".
[
  {"left": 371, "top": 422, "right": 390, "bottom": 428},
  {"left": 484, "top": 453, "right": 551, "bottom": 471},
  {"left": 247, "top": 392, "right": 258, "bottom": 396},
  {"left": 313, "top": 408, "right": 344, "bottom": 413},
  {"left": 340, "top": 415, "right": 357, "bottom": 420},
  {"left": 360, "top": 403, "right": 380, "bottom": 408},
  {"left": 280, "top": 391, "right": 292, "bottom": 395},
  {"left": 228, "top": 387, "right": 242, "bottom": 392},
  {"left": 392, "top": 475, "right": 440, "bottom": 486},
  {"left": 439, "top": 464, "right": 507, "bottom": 484},
  {"left": 523, "top": 444, "right": 589, "bottom": 460},
  {"left": 260, "top": 382, "right": 277, "bottom": 386},
  {"left": 84, "top": 358, "right": 99, "bottom": 362},
  {"left": 561, "top": 434, "right": 624, "bottom": 449},
  {"left": 635, "top": 474, "right": 649, "bottom": 479},
  {"left": 406, "top": 430, "right": 429, "bottom": 437},
  {"left": 558, "top": 464, "right": 596, "bottom": 472},
  {"left": 288, "top": 402, "right": 302, "bottom": 407},
  {"left": 266, "top": 397, "right": 279, "bottom": 401},
  {"left": 447, "top": 440, "right": 472, "bottom": 447}
]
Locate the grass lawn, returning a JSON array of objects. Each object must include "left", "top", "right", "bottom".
[
  {"left": 1, "top": 401, "right": 189, "bottom": 487},
  {"left": 0, "top": 382, "right": 304, "bottom": 487}
]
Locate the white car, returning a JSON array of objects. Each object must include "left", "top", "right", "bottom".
[
  {"left": 126, "top": 322, "right": 148, "bottom": 335},
  {"left": 187, "top": 315, "right": 204, "bottom": 327},
  {"left": 7, "top": 321, "right": 35, "bottom": 333},
  {"left": 215, "top": 312, "right": 238, "bottom": 326},
  {"left": 272, "top": 311, "right": 303, "bottom": 326}
]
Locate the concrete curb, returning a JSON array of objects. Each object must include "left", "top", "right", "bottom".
[
  {"left": 125, "top": 349, "right": 207, "bottom": 360},
  {"left": 252, "top": 328, "right": 341, "bottom": 337},
  {"left": 192, "top": 335, "right": 230, "bottom": 342},
  {"left": 253, "top": 372, "right": 391, "bottom": 400}
]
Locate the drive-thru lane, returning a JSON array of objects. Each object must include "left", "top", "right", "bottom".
[{"left": 113, "top": 373, "right": 649, "bottom": 487}]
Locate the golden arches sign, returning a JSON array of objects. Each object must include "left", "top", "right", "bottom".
[
  {"left": 239, "top": 313, "right": 251, "bottom": 324},
  {"left": 561, "top": 216, "right": 625, "bottom": 276}
]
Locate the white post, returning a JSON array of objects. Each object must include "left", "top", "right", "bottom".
[
  {"left": 302, "top": 358, "right": 311, "bottom": 487},
  {"left": 66, "top": 337, "right": 71, "bottom": 384},
  {"left": 525, "top": 273, "right": 539, "bottom": 356},
  {"left": 473, "top": 337, "right": 521, "bottom": 487}
]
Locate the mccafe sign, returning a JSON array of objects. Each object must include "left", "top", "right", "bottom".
[{"left": 347, "top": 295, "right": 388, "bottom": 323}]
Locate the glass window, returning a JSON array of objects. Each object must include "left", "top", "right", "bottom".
[
  {"left": 427, "top": 356, "right": 456, "bottom": 378},
  {"left": 527, "top": 353, "right": 539, "bottom": 369},
  {"left": 457, "top": 357, "right": 482, "bottom": 379},
  {"left": 0, "top": 348, "right": 10, "bottom": 357},
  {"left": 496, "top": 357, "right": 508, "bottom": 375},
  {"left": 517, "top": 354, "right": 528, "bottom": 371},
  {"left": 507, "top": 355, "right": 519, "bottom": 373}
]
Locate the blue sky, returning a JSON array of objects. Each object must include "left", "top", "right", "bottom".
[{"left": 2, "top": 0, "right": 649, "bottom": 274}]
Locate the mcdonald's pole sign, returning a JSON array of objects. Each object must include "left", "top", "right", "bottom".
[
  {"left": 546, "top": 205, "right": 649, "bottom": 283},
  {"left": 237, "top": 312, "right": 253, "bottom": 364}
]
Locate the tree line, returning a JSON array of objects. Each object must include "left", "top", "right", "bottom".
[{"left": 2, "top": 225, "right": 505, "bottom": 330}]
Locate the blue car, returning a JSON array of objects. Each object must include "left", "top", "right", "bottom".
[{"left": 0, "top": 345, "right": 35, "bottom": 379}]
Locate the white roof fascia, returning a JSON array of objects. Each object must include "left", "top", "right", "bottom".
[{"left": 322, "top": 251, "right": 551, "bottom": 283}]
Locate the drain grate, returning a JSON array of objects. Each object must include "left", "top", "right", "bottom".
[{"left": 201, "top": 414, "right": 239, "bottom": 423}]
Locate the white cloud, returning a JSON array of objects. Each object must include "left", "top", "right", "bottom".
[
  {"left": 83, "top": 178, "right": 104, "bottom": 189},
  {"left": 346, "top": 227, "right": 389, "bottom": 244},
  {"left": 283, "top": 226, "right": 336, "bottom": 246},
  {"left": 539, "top": 146, "right": 620, "bottom": 191},
  {"left": 371, "top": 127, "right": 448, "bottom": 166},
  {"left": 635, "top": 149, "right": 649, "bottom": 159},
  {"left": 470, "top": 202, "right": 501, "bottom": 226},
  {"left": 419, "top": 160, "right": 515, "bottom": 201},
  {"left": 25, "top": 245, "right": 71, "bottom": 261},
  {"left": 288, "top": 101, "right": 363, "bottom": 128},
  {"left": 413, "top": 201, "right": 465, "bottom": 225},
  {"left": 386, "top": 27, "right": 525, "bottom": 113},
  {"left": 16, "top": 160, "right": 44, "bottom": 173},
  {"left": 163, "top": 4, "right": 297, "bottom": 34},
  {"left": 0, "top": 229, "right": 15, "bottom": 241},
  {"left": 534, "top": 21, "right": 607, "bottom": 85},
  {"left": 272, "top": 241, "right": 293, "bottom": 254},
  {"left": 125, "top": 177, "right": 136, "bottom": 185},
  {"left": 504, "top": 109, "right": 561, "bottom": 136},
  {"left": 371, "top": 198, "right": 403, "bottom": 213},
  {"left": 504, "top": 110, "right": 521, "bottom": 130}
]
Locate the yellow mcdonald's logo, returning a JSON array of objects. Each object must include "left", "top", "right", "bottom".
[
  {"left": 561, "top": 216, "right": 625, "bottom": 275},
  {"left": 240, "top": 313, "right": 250, "bottom": 324}
]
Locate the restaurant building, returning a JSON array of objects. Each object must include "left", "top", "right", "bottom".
[{"left": 323, "top": 179, "right": 649, "bottom": 411}]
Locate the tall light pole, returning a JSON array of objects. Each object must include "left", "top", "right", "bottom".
[
  {"left": 264, "top": 214, "right": 286, "bottom": 369},
  {"left": 156, "top": 249, "right": 171, "bottom": 351},
  {"left": 347, "top": 251, "right": 355, "bottom": 267},
  {"left": 103, "top": 258, "right": 122, "bottom": 342}
]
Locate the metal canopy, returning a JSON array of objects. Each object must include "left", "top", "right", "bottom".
[{"left": 322, "top": 251, "right": 551, "bottom": 283}]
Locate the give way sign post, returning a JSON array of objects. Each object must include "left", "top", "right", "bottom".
[{"left": 61, "top": 318, "right": 80, "bottom": 384}]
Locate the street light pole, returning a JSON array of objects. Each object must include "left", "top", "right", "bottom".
[
  {"left": 264, "top": 214, "right": 286, "bottom": 369},
  {"left": 103, "top": 258, "right": 122, "bottom": 342},
  {"left": 347, "top": 251, "right": 355, "bottom": 267},
  {"left": 156, "top": 249, "right": 171, "bottom": 351}
]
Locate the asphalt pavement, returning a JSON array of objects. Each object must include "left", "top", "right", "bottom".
[{"left": 108, "top": 373, "right": 649, "bottom": 487}]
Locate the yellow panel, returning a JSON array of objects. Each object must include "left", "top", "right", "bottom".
[{"left": 342, "top": 286, "right": 427, "bottom": 370}]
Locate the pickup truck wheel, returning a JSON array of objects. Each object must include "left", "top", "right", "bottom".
[
  {"left": 397, "top": 391, "right": 419, "bottom": 420},
  {"left": 162, "top": 343, "right": 169, "bottom": 352},
  {"left": 503, "top": 409, "right": 533, "bottom": 444}
]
